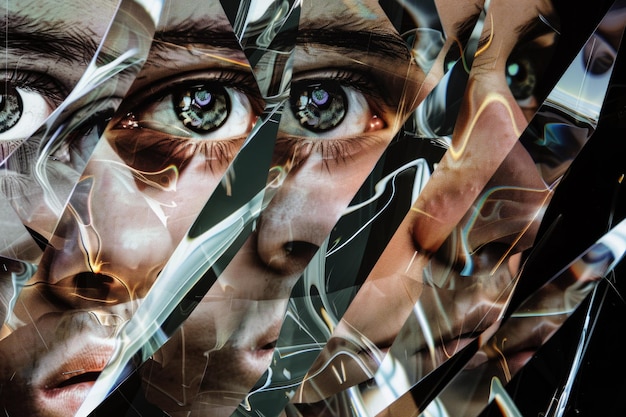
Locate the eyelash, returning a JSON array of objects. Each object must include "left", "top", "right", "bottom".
[
  {"left": 124, "top": 70, "right": 263, "bottom": 114},
  {"left": 313, "top": 69, "right": 385, "bottom": 107},
  {"left": 275, "top": 134, "right": 383, "bottom": 171},
  {"left": 4, "top": 70, "right": 66, "bottom": 106},
  {"left": 108, "top": 70, "right": 262, "bottom": 173},
  {"left": 277, "top": 70, "right": 387, "bottom": 167}
]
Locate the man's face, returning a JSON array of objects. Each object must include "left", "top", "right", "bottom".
[
  {"left": 292, "top": 0, "right": 562, "bottom": 406},
  {"left": 139, "top": 0, "right": 424, "bottom": 415},
  {"left": 0, "top": 0, "right": 119, "bottom": 252},
  {"left": 0, "top": 0, "right": 423, "bottom": 416},
  {"left": 0, "top": 0, "right": 262, "bottom": 415}
]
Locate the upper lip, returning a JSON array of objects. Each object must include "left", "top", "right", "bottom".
[{"left": 37, "top": 337, "right": 116, "bottom": 392}]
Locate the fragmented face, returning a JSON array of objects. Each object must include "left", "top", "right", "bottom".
[{"left": 0, "top": 0, "right": 624, "bottom": 417}]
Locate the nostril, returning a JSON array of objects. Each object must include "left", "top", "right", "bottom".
[
  {"left": 72, "top": 272, "right": 115, "bottom": 304},
  {"left": 283, "top": 241, "right": 318, "bottom": 259},
  {"left": 260, "top": 240, "right": 319, "bottom": 275},
  {"left": 50, "top": 272, "right": 119, "bottom": 307}
]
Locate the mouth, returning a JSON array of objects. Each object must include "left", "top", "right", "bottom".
[
  {"left": 35, "top": 340, "right": 115, "bottom": 416},
  {"left": 46, "top": 369, "right": 102, "bottom": 390},
  {"left": 40, "top": 371, "right": 102, "bottom": 413}
]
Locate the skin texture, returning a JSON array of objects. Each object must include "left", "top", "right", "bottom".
[
  {"left": 0, "top": 0, "right": 424, "bottom": 416},
  {"left": 293, "top": 0, "right": 558, "bottom": 405},
  {"left": 0, "top": 0, "right": 259, "bottom": 415},
  {"left": 3, "top": 0, "right": 571, "bottom": 415},
  {"left": 140, "top": 1, "right": 425, "bottom": 416}
]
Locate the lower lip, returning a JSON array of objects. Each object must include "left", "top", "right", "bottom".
[{"left": 38, "top": 380, "right": 96, "bottom": 417}]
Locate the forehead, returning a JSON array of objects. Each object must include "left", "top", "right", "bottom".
[
  {"left": 157, "top": 0, "right": 392, "bottom": 32},
  {"left": 4, "top": 0, "right": 117, "bottom": 33},
  {"left": 157, "top": 0, "right": 227, "bottom": 28},
  {"left": 300, "top": 0, "right": 394, "bottom": 31}
]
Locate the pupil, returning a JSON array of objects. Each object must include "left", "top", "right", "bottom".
[
  {"left": 194, "top": 90, "right": 212, "bottom": 106},
  {"left": 311, "top": 88, "right": 330, "bottom": 107},
  {"left": 507, "top": 62, "right": 520, "bottom": 77},
  {"left": 506, "top": 58, "right": 536, "bottom": 101}
]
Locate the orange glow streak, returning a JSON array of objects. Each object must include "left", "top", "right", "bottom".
[
  {"left": 449, "top": 92, "right": 522, "bottom": 161},
  {"left": 66, "top": 179, "right": 106, "bottom": 274},
  {"left": 475, "top": 13, "right": 495, "bottom": 57},
  {"left": 155, "top": 39, "right": 252, "bottom": 69},
  {"left": 201, "top": 52, "right": 251, "bottom": 68},
  {"left": 321, "top": 307, "right": 335, "bottom": 333},
  {"left": 410, "top": 206, "right": 439, "bottom": 220},
  {"left": 493, "top": 337, "right": 512, "bottom": 382}
]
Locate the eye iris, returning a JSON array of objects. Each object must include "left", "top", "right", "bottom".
[
  {"left": 506, "top": 57, "right": 536, "bottom": 101},
  {"left": 174, "top": 84, "right": 230, "bottom": 133},
  {"left": 291, "top": 81, "right": 347, "bottom": 132},
  {"left": 0, "top": 84, "right": 24, "bottom": 134}
]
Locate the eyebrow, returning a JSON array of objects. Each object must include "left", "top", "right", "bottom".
[
  {"left": 152, "top": 16, "right": 412, "bottom": 65},
  {"left": 290, "top": 27, "right": 411, "bottom": 62},
  {"left": 151, "top": 20, "right": 243, "bottom": 52},
  {"left": 0, "top": 13, "right": 99, "bottom": 64},
  {"left": 454, "top": 7, "right": 483, "bottom": 49}
]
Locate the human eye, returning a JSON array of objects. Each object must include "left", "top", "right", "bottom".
[
  {"left": 505, "top": 34, "right": 556, "bottom": 108},
  {"left": 47, "top": 104, "right": 117, "bottom": 174},
  {"left": 106, "top": 70, "right": 264, "bottom": 173},
  {"left": 286, "top": 71, "right": 387, "bottom": 137},
  {"left": 0, "top": 71, "right": 65, "bottom": 144},
  {"left": 278, "top": 70, "right": 388, "bottom": 161}
]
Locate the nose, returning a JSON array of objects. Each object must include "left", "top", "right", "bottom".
[
  {"left": 255, "top": 159, "right": 352, "bottom": 276},
  {"left": 255, "top": 179, "right": 325, "bottom": 276},
  {"left": 39, "top": 143, "right": 179, "bottom": 309}
]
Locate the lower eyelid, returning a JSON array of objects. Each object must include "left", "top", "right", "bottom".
[
  {"left": 273, "top": 134, "right": 386, "bottom": 168},
  {"left": 107, "top": 129, "right": 244, "bottom": 174}
]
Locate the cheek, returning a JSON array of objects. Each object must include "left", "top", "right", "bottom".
[
  {"left": 371, "top": 214, "right": 421, "bottom": 280},
  {"left": 160, "top": 155, "right": 226, "bottom": 243}
]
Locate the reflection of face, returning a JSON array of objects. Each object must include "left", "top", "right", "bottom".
[
  {"left": 0, "top": 0, "right": 119, "bottom": 252},
  {"left": 138, "top": 0, "right": 423, "bottom": 415},
  {"left": 294, "top": 0, "right": 561, "bottom": 405},
  {"left": 0, "top": 1, "right": 263, "bottom": 416}
]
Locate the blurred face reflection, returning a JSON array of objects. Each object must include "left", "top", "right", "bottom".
[
  {"left": 0, "top": 0, "right": 121, "bottom": 253},
  {"left": 294, "top": 0, "right": 560, "bottom": 405},
  {"left": 0, "top": 1, "right": 262, "bottom": 416}
]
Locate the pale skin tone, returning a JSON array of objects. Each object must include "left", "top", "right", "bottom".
[
  {"left": 0, "top": 0, "right": 140, "bottom": 248},
  {"left": 0, "top": 0, "right": 564, "bottom": 416},
  {"left": 0, "top": 1, "right": 425, "bottom": 417}
]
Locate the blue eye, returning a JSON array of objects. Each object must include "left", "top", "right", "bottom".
[
  {"left": 173, "top": 84, "right": 231, "bottom": 133},
  {"left": 290, "top": 80, "right": 347, "bottom": 132}
]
